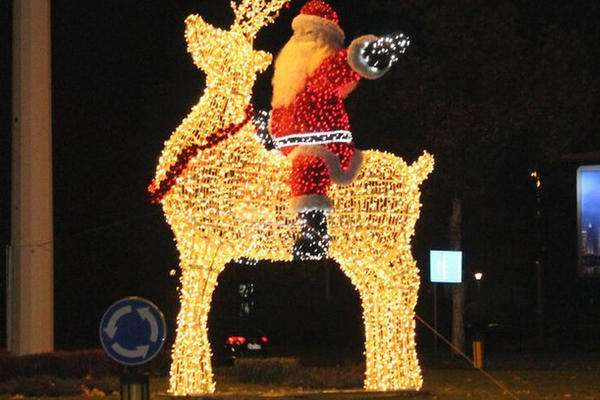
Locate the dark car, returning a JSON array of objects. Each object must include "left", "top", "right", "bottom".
[{"left": 224, "top": 330, "right": 269, "bottom": 359}]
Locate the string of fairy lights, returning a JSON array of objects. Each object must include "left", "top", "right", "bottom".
[
  {"left": 362, "top": 32, "right": 410, "bottom": 72},
  {"left": 151, "top": 0, "right": 434, "bottom": 395}
]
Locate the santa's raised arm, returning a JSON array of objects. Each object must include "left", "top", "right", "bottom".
[{"left": 269, "top": 0, "right": 409, "bottom": 260}]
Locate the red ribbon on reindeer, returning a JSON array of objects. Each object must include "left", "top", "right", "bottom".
[{"left": 148, "top": 104, "right": 254, "bottom": 203}]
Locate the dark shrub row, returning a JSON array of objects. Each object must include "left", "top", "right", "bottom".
[
  {"left": 286, "top": 365, "right": 363, "bottom": 389},
  {"left": 233, "top": 357, "right": 300, "bottom": 384},
  {"left": 232, "top": 357, "right": 363, "bottom": 389},
  {"left": 0, "top": 348, "right": 170, "bottom": 380},
  {"left": 0, "top": 375, "right": 121, "bottom": 397}
]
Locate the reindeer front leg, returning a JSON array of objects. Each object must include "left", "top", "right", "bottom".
[
  {"left": 361, "top": 261, "right": 423, "bottom": 391},
  {"left": 169, "top": 254, "right": 225, "bottom": 395}
]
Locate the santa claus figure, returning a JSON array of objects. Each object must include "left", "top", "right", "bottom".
[{"left": 270, "top": 0, "right": 409, "bottom": 260}]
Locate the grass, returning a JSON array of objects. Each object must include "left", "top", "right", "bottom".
[
  {"left": 214, "top": 368, "right": 600, "bottom": 399},
  {"left": 1, "top": 363, "right": 599, "bottom": 400},
  {"left": 421, "top": 369, "right": 600, "bottom": 400}
]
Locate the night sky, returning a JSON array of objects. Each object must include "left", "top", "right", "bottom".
[{"left": 1, "top": 0, "right": 600, "bottom": 351}]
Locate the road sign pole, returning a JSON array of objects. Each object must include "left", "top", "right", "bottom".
[
  {"left": 433, "top": 283, "right": 438, "bottom": 356},
  {"left": 100, "top": 297, "right": 165, "bottom": 400},
  {"left": 120, "top": 371, "right": 149, "bottom": 400}
]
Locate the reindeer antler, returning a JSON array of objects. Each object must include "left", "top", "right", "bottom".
[{"left": 231, "top": 0, "right": 290, "bottom": 38}]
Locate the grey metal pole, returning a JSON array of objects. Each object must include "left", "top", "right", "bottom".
[
  {"left": 433, "top": 283, "right": 438, "bottom": 356},
  {"left": 5, "top": 245, "right": 12, "bottom": 351},
  {"left": 532, "top": 171, "right": 544, "bottom": 347}
]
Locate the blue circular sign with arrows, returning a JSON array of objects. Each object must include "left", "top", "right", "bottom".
[{"left": 99, "top": 297, "right": 167, "bottom": 366}]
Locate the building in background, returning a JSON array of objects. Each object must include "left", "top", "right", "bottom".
[{"left": 577, "top": 166, "right": 600, "bottom": 276}]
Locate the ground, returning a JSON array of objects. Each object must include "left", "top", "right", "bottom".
[
  {"left": 2, "top": 368, "right": 596, "bottom": 400},
  {"left": 1, "top": 350, "right": 599, "bottom": 400}
]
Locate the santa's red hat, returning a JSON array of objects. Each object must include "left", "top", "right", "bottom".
[{"left": 292, "top": 0, "right": 345, "bottom": 44}]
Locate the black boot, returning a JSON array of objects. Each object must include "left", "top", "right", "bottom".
[{"left": 292, "top": 210, "right": 329, "bottom": 261}]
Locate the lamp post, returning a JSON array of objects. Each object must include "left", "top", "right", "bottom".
[
  {"left": 472, "top": 272, "right": 484, "bottom": 368},
  {"left": 474, "top": 272, "right": 483, "bottom": 300},
  {"left": 531, "top": 171, "right": 544, "bottom": 346}
]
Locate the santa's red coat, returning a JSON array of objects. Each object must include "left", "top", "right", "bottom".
[{"left": 271, "top": 49, "right": 363, "bottom": 204}]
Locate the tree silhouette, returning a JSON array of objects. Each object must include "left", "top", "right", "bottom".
[{"left": 352, "top": 0, "right": 599, "bottom": 352}]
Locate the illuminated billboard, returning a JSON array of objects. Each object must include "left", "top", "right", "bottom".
[
  {"left": 577, "top": 166, "right": 600, "bottom": 277},
  {"left": 430, "top": 250, "right": 462, "bottom": 283}
]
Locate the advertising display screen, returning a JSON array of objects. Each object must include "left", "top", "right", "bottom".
[
  {"left": 430, "top": 250, "right": 462, "bottom": 283},
  {"left": 578, "top": 166, "right": 600, "bottom": 277}
]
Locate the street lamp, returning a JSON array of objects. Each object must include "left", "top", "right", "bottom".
[
  {"left": 472, "top": 271, "right": 484, "bottom": 369},
  {"left": 474, "top": 272, "right": 483, "bottom": 300},
  {"left": 530, "top": 170, "right": 544, "bottom": 346}
]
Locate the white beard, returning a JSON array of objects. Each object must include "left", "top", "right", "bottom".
[{"left": 271, "top": 36, "right": 340, "bottom": 109}]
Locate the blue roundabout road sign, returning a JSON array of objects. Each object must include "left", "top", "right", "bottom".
[{"left": 99, "top": 297, "right": 167, "bottom": 366}]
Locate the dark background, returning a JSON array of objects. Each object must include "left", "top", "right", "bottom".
[{"left": 1, "top": 0, "right": 599, "bottom": 357}]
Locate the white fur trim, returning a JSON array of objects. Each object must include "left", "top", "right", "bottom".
[
  {"left": 274, "top": 130, "right": 352, "bottom": 148},
  {"left": 348, "top": 35, "right": 391, "bottom": 80},
  {"left": 292, "top": 14, "right": 345, "bottom": 46},
  {"left": 291, "top": 194, "right": 333, "bottom": 212},
  {"left": 289, "top": 145, "right": 363, "bottom": 186}
]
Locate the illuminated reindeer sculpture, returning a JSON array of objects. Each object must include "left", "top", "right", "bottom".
[{"left": 149, "top": 0, "right": 434, "bottom": 395}]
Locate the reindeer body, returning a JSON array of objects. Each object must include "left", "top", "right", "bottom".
[{"left": 151, "top": 1, "right": 433, "bottom": 395}]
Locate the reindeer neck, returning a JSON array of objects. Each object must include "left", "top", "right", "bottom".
[{"left": 199, "top": 74, "right": 256, "bottom": 125}]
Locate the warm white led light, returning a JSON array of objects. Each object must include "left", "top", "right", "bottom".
[
  {"left": 151, "top": 0, "right": 433, "bottom": 395},
  {"left": 361, "top": 32, "right": 410, "bottom": 71}
]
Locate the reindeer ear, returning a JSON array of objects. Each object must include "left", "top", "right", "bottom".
[
  {"left": 185, "top": 14, "right": 224, "bottom": 69},
  {"left": 253, "top": 50, "right": 273, "bottom": 72},
  {"left": 409, "top": 151, "right": 435, "bottom": 184}
]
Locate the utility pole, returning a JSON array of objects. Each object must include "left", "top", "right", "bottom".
[
  {"left": 9, "top": 0, "right": 54, "bottom": 355},
  {"left": 450, "top": 193, "right": 465, "bottom": 354}
]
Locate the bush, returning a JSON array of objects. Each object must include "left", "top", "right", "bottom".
[
  {"left": 0, "top": 375, "right": 121, "bottom": 397},
  {"left": 233, "top": 357, "right": 300, "bottom": 384},
  {"left": 286, "top": 365, "right": 363, "bottom": 389},
  {"left": 0, "top": 349, "right": 170, "bottom": 380},
  {"left": 81, "top": 376, "right": 119, "bottom": 394},
  {"left": 0, "top": 376, "right": 80, "bottom": 397},
  {"left": 230, "top": 357, "right": 364, "bottom": 388}
]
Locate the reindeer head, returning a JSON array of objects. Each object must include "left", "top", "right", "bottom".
[{"left": 185, "top": 0, "right": 289, "bottom": 91}]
